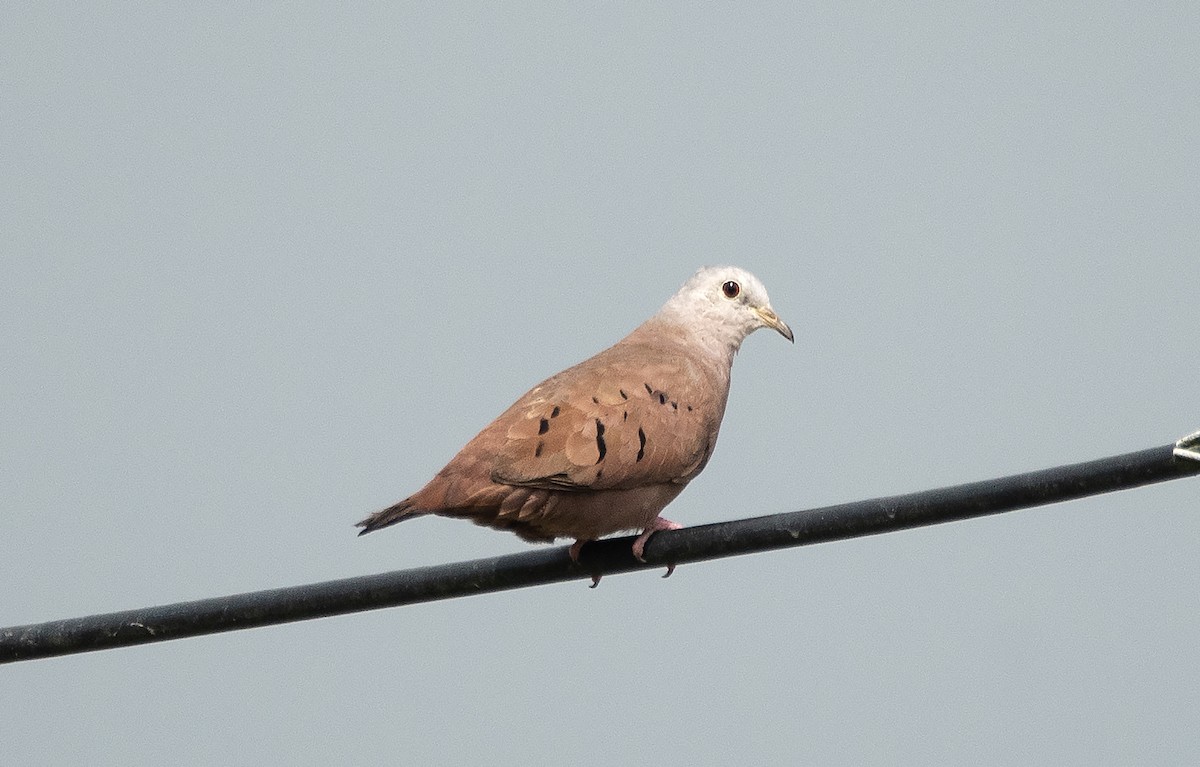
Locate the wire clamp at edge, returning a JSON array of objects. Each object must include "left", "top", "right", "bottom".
[{"left": 1173, "top": 429, "right": 1200, "bottom": 462}]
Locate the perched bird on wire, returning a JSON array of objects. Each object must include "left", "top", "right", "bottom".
[{"left": 357, "top": 266, "right": 793, "bottom": 578}]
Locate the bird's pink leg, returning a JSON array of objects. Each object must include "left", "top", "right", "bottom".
[
  {"left": 569, "top": 540, "right": 604, "bottom": 587},
  {"left": 632, "top": 516, "right": 682, "bottom": 563},
  {"left": 568, "top": 539, "right": 590, "bottom": 563}
]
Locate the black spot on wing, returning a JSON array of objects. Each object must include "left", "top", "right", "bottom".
[
  {"left": 594, "top": 419, "right": 606, "bottom": 463},
  {"left": 538, "top": 418, "right": 550, "bottom": 435},
  {"left": 636, "top": 427, "right": 646, "bottom": 462}
]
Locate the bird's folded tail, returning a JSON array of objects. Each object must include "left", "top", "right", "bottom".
[{"left": 356, "top": 498, "right": 428, "bottom": 536}]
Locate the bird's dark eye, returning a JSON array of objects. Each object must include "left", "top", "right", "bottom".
[{"left": 722, "top": 280, "right": 741, "bottom": 299}]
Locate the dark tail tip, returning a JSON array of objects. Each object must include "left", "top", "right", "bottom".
[
  {"left": 354, "top": 515, "right": 389, "bottom": 536},
  {"left": 355, "top": 499, "right": 420, "bottom": 536}
]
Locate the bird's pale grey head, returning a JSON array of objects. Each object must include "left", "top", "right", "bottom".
[{"left": 659, "top": 266, "right": 794, "bottom": 352}]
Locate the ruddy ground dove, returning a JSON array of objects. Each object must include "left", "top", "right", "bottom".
[{"left": 357, "top": 266, "right": 793, "bottom": 569}]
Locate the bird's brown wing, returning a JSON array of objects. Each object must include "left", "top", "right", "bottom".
[{"left": 487, "top": 342, "right": 725, "bottom": 492}]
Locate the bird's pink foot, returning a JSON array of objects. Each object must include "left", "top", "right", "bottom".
[
  {"left": 570, "top": 539, "right": 604, "bottom": 587},
  {"left": 568, "top": 539, "right": 590, "bottom": 563},
  {"left": 631, "top": 517, "right": 683, "bottom": 562}
]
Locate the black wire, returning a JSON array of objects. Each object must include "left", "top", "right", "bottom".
[{"left": 3, "top": 441, "right": 1197, "bottom": 664}]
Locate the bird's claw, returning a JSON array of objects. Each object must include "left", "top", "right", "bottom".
[
  {"left": 570, "top": 539, "right": 605, "bottom": 588},
  {"left": 572, "top": 530, "right": 676, "bottom": 586},
  {"left": 633, "top": 516, "right": 681, "bottom": 564},
  {"left": 568, "top": 539, "right": 588, "bottom": 563}
]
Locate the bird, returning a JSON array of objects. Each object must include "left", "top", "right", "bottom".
[{"left": 357, "top": 266, "right": 793, "bottom": 576}]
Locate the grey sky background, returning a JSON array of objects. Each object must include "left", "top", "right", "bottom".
[{"left": 3, "top": 4, "right": 1198, "bottom": 765}]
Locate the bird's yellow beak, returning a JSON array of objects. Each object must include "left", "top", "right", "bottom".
[{"left": 755, "top": 307, "right": 794, "bottom": 343}]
